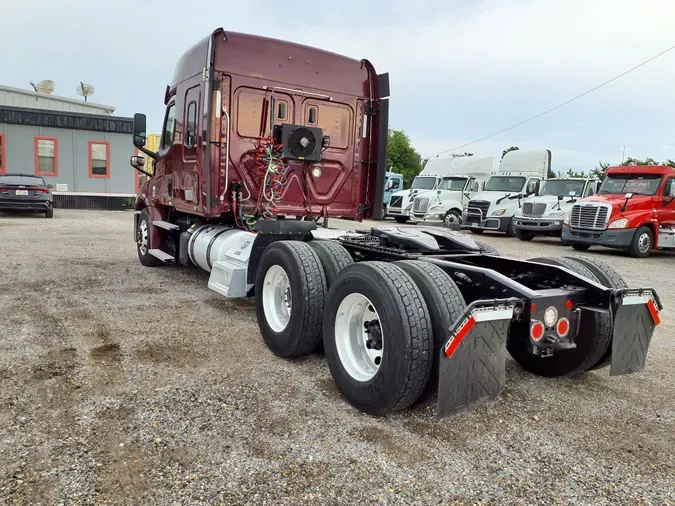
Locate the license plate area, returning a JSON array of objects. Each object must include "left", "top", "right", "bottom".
[{"left": 15, "top": 190, "right": 28, "bottom": 196}]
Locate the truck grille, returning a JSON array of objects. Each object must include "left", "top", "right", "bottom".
[
  {"left": 522, "top": 203, "right": 548, "bottom": 216},
  {"left": 390, "top": 196, "right": 403, "bottom": 208},
  {"left": 570, "top": 204, "right": 610, "bottom": 230},
  {"left": 413, "top": 197, "right": 430, "bottom": 213},
  {"left": 467, "top": 200, "right": 490, "bottom": 219}
]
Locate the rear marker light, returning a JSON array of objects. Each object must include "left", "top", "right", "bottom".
[
  {"left": 530, "top": 321, "right": 544, "bottom": 341},
  {"left": 556, "top": 317, "right": 570, "bottom": 338},
  {"left": 565, "top": 299, "right": 573, "bottom": 310},
  {"left": 445, "top": 316, "right": 476, "bottom": 359}
]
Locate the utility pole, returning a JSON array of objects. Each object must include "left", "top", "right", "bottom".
[{"left": 621, "top": 146, "right": 626, "bottom": 164}]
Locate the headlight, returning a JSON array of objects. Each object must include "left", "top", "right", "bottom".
[
  {"left": 491, "top": 209, "right": 506, "bottom": 216},
  {"left": 563, "top": 213, "right": 570, "bottom": 226},
  {"left": 546, "top": 211, "right": 567, "bottom": 218},
  {"left": 429, "top": 205, "right": 445, "bottom": 211},
  {"left": 608, "top": 218, "right": 629, "bottom": 229}
]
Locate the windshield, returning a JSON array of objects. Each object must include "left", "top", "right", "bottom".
[
  {"left": 0, "top": 175, "right": 46, "bottom": 186},
  {"left": 410, "top": 176, "right": 436, "bottom": 190},
  {"left": 437, "top": 177, "right": 467, "bottom": 191},
  {"left": 485, "top": 176, "right": 525, "bottom": 192},
  {"left": 599, "top": 174, "right": 662, "bottom": 196},
  {"left": 539, "top": 180, "right": 586, "bottom": 197}
]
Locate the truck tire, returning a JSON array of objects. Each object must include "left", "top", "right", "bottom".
[
  {"left": 136, "top": 208, "right": 163, "bottom": 267},
  {"left": 628, "top": 226, "right": 653, "bottom": 258},
  {"left": 564, "top": 255, "right": 628, "bottom": 371},
  {"left": 322, "top": 262, "right": 434, "bottom": 415},
  {"left": 45, "top": 208, "right": 54, "bottom": 219},
  {"left": 516, "top": 229, "right": 535, "bottom": 241},
  {"left": 308, "top": 240, "right": 353, "bottom": 289},
  {"left": 394, "top": 260, "right": 466, "bottom": 406},
  {"left": 394, "top": 216, "right": 409, "bottom": 224},
  {"left": 572, "top": 243, "right": 590, "bottom": 251},
  {"left": 506, "top": 217, "right": 517, "bottom": 237},
  {"left": 474, "top": 240, "right": 500, "bottom": 256},
  {"left": 255, "top": 241, "right": 327, "bottom": 358},
  {"left": 506, "top": 256, "right": 612, "bottom": 377}
]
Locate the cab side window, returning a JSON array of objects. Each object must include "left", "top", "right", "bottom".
[
  {"left": 161, "top": 104, "right": 176, "bottom": 150},
  {"left": 390, "top": 178, "right": 401, "bottom": 190},
  {"left": 665, "top": 177, "right": 675, "bottom": 197},
  {"left": 585, "top": 182, "right": 597, "bottom": 197},
  {"left": 185, "top": 101, "right": 197, "bottom": 148}
]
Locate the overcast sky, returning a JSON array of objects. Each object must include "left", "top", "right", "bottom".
[{"left": 4, "top": 0, "right": 675, "bottom": 171}]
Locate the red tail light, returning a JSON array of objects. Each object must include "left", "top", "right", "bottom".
[
  {"left": 35, "top": 188, "right": 50, "bottom": 193},
  {"left": 530, "top": 321, "right": 544, "bottom": 341},
  {"left": 556, "top": 317, "right": 570, "bottom": 337}
]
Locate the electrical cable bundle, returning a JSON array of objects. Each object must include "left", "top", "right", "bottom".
[{"left": 236, "top": 136, "right": 290, "bottom": 232}]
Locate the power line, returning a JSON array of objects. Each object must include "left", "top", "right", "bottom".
[{"left": 428, "top": 43, "right": 675, "bottom": 158}]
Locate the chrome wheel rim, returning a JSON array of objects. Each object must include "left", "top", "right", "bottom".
[
  {"left": 334, "top": 293, "right": 383, "bottom": 382},
  {"left": 444, "top": 212, "right": 460, "bottom": 225},
  {"left": 637, "top": 233, "right": 651, "bottom": 254},
  {"left": 138, "top": 220, "right": 149, "bottom": 255},
  {"left": 262, "top": 265, "right": 292, "bottom": 332}
]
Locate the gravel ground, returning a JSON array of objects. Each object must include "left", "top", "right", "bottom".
[{"left": 0, "top": 209, "right": 673, "bottom": 506}]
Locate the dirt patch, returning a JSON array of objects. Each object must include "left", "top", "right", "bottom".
[
  {"left": 90, "top": 343, "right": 121, "bottom": 361},
  {"left": 353, "top": 426, "right": 428, "bottom": 465}
]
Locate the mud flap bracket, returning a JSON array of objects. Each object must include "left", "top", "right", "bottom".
[
  {"left": 610, "top": 289, "right": 662, "bottom": 376},
  {"left": 436, "top": 297, "right": 523, "bottom": 419}
]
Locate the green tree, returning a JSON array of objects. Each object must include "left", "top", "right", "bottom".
[
  {"left": 566, "top": 169, "right": 587, "bottom": 178},
  {"left": 501, "top": 146, "right": 519, "bottom": 159},
  {"left": 386, "top": 129, "right": 423, "bottom": 188},
  {"left": 590, "top": 161, "right": 610, "bottom": 181}
]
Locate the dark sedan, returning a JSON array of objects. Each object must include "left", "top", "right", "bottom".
[{"left": 0, "top": 174, "right": 54, "bottom": 218}]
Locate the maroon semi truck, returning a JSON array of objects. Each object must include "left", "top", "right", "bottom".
[{"left": 130, "top": 28, "right": 663, "bottom": 418}]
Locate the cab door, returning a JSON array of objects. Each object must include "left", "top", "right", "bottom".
[
  {"left": 656, "top": 176, "right": 675, "bottom": 225},
  {"left": 174, "top": 83, "right": 202, "bottom": 212}
]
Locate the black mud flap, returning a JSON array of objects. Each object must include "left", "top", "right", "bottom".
[
  {"left": 610, "top": 288, "right": 662, "bottom": 376},
  {"left": 436, "top": 298, "right": 523, "bottom": 419}
]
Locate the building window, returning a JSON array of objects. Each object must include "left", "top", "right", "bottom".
[
  {"left": 162, "top": 104, "right": 176, "bottom": 149},
  {"left": 34, "top": 137, "right": 58, "bottom": 176},
  {"left": 0, "top": 134, "right": 5, "bottom": 174},
  {"left": 89, "top": 141, "right": 110, "bottom": 178},
  {"left": 185, "top": 101, "right": 197, "bottom": 148}
]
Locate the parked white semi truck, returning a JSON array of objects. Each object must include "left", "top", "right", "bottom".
[
  {"left": 461, "top": 149, "right": 551, "bottom": 236},
  {"left": 513, "top": 177, "right": 600, "bottom": 241},
  {"left": 410, "top": 156, "right": 494, "bottom": 226},
  {"left": 386, "top": 157, "right": 457, "bottom": 223}
]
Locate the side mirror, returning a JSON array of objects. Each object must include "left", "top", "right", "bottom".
[
  {"left": 557, "top": 195, "right": 563, "bottom": 201},
  {"left": 130, "top": 155, "right": 145, "bottom": 170},
  {"left": 133, "top": 113, "right": 147, "bottom": 148},
  {"left": 625, "top": 192, "right": 633, "bottom": 199}
]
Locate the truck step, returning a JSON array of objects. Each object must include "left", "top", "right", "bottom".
[
  {"left": 153, "top": 220, "right": 179, "bottom": 231},
  {"left": 148, "top": 249, "right": 175, "bottom": 262}
]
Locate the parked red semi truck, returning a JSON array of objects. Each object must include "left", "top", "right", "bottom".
[
  {"left": 129, "top": 28, "right": 663, "bottom": 418},
  {"left": 562, "top": 165, "right": 675, "bottom": 257}
]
